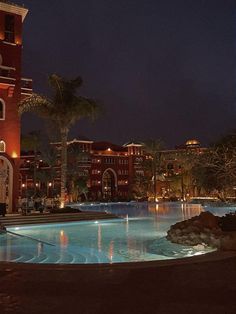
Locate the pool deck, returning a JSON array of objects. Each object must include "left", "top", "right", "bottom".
[
  {"left": 0, "top": 211, "right": 118, "bottom": 227},
  {"left": 0, "top": 251, "right": 236, "bottom": 313}
]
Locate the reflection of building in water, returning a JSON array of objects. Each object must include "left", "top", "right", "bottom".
[
  {"left": 181, "top": 203, "right": 202, "bottom": 220},
  {"left": 108, "top": 240, "right": 114, "bottom": 262},
  {"left": 37, "top": 242, "right": 44, "bottom": 256},
  {"left": 148, "top": 203, "right": 174, "bottom": 215},
  {"left": 148, "top": 202, "right": 202, "bottom": 220},
  {"left": 60, "top": 230, "right": 68, "bottom": 248},
  {"left": 98, "top": 224, "right": 102, "bottom": 252},
  {"left": 125, "top": 216, "right": 129, "bottom": 234}
]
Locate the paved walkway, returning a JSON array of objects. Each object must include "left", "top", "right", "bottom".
[{"left": 0, "top": 251, "right": 236, "bottom": 313}]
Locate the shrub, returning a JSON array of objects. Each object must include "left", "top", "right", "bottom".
[{"left": 50, "top": 206, "right": 81, "bottom": 214}]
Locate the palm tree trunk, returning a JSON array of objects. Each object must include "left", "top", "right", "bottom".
[
  {"left": 60, "top": 127, "right": 69, "bottom": 207},
  {"left": 33, "top": 148, "right": 37, "bottom": 196},
  {"left": 181, "top": 175, "right": 184, "bottom": 200},
  {"left": 153, "top": 159, "right": 157, "bottom": 201},
  {"left": 83, "top": 191, "right": 88, "bottom": 201}
]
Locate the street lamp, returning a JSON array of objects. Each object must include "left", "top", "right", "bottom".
[
  {"left": 48, "top": 182, "right": 52, "bottom": 197},
  {"left": 21, "top": 183, "right": 26, "bottom": 197}
]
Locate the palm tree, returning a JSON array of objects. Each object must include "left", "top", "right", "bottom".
[
  {"left": 67, "top": 142, "right": 89, "bottom": 201},
  {"left": 144, "top": 139, "right": 164, "bottom": 201},
  {"left": 21, "top": 131, "right": 42, "bottom": 195},
  {"left": 40, "top": 144, "right": 58, "bottom": 196},
  {"left": 19, "top": 74, "right": 100, "bottom": 207}
]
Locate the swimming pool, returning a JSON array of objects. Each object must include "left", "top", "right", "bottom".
[{"left": 1, "top": 202, "right": 233, "bottom": 264}]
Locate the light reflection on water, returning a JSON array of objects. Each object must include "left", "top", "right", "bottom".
[{"left": 0, "top": 202, "right": 234, "bottom": 264}]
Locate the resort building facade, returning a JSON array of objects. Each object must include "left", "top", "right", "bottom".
[
  {"left": 19, "top": 138, "right": 205, "bottom": 203},
  {"left": 19, "top": 140, "right": 145, "bottom": 202},
  {"left": 0, "top": 1, "right": 32, "bottom": 212}
]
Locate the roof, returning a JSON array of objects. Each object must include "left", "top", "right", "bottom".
[
  {"left": 67, "top": 137, "right": 93, "bottom": 144},
  {"left": 0, "top": 1, "right": 28, "bottom": 21},
  {"left": 123, "top": 141, "right": 144, "bottom": 147},
  {"left": 185, "top": 139, "right": 200, "bottom": 147},
  {"left": 92, "top": 141, "right": 127, "bottom": 152}
]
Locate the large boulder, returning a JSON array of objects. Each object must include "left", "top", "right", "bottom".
[
  {"left": 197, "top": 211, "right": 219, "bottom": 229},
  {"left": 166, "top": 211, "right": 236, "bottom": 250}
]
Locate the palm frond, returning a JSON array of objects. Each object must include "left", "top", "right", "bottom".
[{"left": 18, "top": 93, "right": 52, "bottom": 116}]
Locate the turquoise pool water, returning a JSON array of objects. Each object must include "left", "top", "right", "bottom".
[{"left": 0, "top": 202, "right": 233, "bottom": 264}]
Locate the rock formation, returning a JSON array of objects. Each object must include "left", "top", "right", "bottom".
[{"left": 167, "top": 211, "right": 236, "bottom": 251}]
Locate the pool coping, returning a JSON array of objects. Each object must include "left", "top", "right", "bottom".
[{"left": 0, "top": 250, "right": 235, "bottom": 271}]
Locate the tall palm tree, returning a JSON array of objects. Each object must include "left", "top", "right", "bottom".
[
  {"left": 19, "top": 74, "right": 100, "bottom": 207},
  {"left": 144, "top": 139, "right": 164, "bottom": 201},
  {"left": 67, "top": 142, "right": 89, "bottom": 201},
  {"left": 21, "top": 131, "right": 42, "bottom": 195}
]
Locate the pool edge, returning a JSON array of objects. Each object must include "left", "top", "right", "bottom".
[{"left": 0, "top": 250, "right": 235, "bottom": 271}]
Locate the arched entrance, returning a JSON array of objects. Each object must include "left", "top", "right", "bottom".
[
  {"left": 0, "top": 156, "right": 13, "bottom": 213},
  {"left": 102, "top": 169, "right": 117, "bottom": 200}
]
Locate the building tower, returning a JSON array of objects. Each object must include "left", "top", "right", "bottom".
[
  {"left": 123, "top": 142, "right": 144, "bottom": 196},
  {"left": 0, "top": 1, "right": 31, "bottom": 213}
]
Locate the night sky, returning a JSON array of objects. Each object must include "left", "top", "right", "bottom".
[{"left": 14, "top": 0, "right": 236, "bottom": 148}]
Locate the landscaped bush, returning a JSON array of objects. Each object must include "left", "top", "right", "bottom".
[{"left": 50, "top": 206, "right": 81, "bottom": 214}]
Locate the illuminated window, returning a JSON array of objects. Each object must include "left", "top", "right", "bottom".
[
  {"left": 0, "top": 140, "right": 6, "bottom": 152},
  {"left": 5, "top": 15, "right": 15, "bottom": 43},
  {"left": 0, "top": 100, "right": 5, "bottom": 120}
]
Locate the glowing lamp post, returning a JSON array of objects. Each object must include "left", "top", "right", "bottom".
[
  {"left": 12, "top": 151, "right": 18, "bottom": 158},
  {"left": 21, "top": 183, "right": 26, "bottom": 197},
  {"left": 48, "top": 182, "right": 52, "bottom": 197}
]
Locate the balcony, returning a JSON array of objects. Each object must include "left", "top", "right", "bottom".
[
  {"left": 21, "top": 78, "right": 32, "bottom": 96},
  {"left": 0, "top": 65, "right": 16, "bottom": 86}
]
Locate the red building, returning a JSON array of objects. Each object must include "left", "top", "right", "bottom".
[
  {"left": 89, "top": 141, "right": 144, "bottom": 200},
  {"left": 158, "top": 139, "right": 207, "bottom": 199},
  {"left": 0, "top": 1, "right": 32, "bottom": 213},
  {"left": 19, "top": 137, "right": 207, "bottom": 203},
  {"left": 20, "top": 139, "right": 145, "bottom": 202}
]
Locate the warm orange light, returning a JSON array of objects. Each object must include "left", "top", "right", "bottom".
[
  {"left": 107, "top": 148, "right": 111, "bottom": 151},
  {"left": 109, "top": 240, "right": 114, "bottom": 262},
  {"left": 15, "top": 36, "right": 22, "bottom": 45},
  {"left": 12, "top": 151, "right": 18, "bottom": 158},
  {"left": 60, "top": 230, "right": 68, "bottom": 247},
  {"left": 48, "top": 182, "right": 52, "bottom": 187}
]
